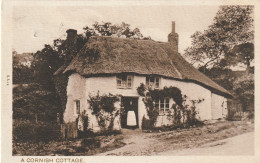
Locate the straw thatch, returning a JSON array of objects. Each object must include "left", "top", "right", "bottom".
[{"left": 60, "top": 36, "right": 231, "bottom": 97}]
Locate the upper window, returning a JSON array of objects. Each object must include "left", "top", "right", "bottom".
[
  {"left": 74, "top": 100, "right": 80, "bottom": 115},
  {"left": 155, "top": 98, "right": 170, "bottom": 115},
  {"left": 116, "top": 74, "right": 133, "bottom": 89},
  {"left": 146, "top": 76, "right": 160, "bottom": 89}
]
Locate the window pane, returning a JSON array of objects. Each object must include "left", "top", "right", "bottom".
[
  {"left": 155, "top": 103, "right": 159, "bottom": 108},
  {"left": 117, "top": 79, "right": 121, "bottom": 86},
  {"left": 160, "top": 102, "right": 164, "bottom": 109},
  {"left": 150, "top": 77, "right": 154, "bottom": 83},
  {"left": 165, "top": 98, "right": 169, "bottom": 108},
  {"left": 160, "top": 108, "right": 164, "bottom": 114},
  {"left": 160, "top": 99, "right": 164, "bottom": 104},
  {"left": 146, "top": 77, "right": 149, "bottom": 86},
  {"left": 155, "top": 77, "right": 160, "bottom": 88},
  {"left": 127, "top": 76, "right": 132, "bottom": 81},
  {"left": 122, "top": 80, "right": 126, "bottom": 87},
  {"left": 127, "top": 76, "right": 132, "bottom": 87},
  {"left": 155, "top": 82, "right": 159, "bottom": 88},
  {"left": 122, "top": 75, "right": 127, "bottom": 81},
  {"left": 76, "top": 100, "right": 80, "bottom": 114}
]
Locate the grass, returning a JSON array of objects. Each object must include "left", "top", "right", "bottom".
[
  {"left": 13, "top": 134, "right": 125, "bottom": 156},
  {"left": 13, "top": 119, "right": 125, "bottom": 156}
]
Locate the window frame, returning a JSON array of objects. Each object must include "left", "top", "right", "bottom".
[
  {"left": 74, "top": 100, "right": 80, "bottom": 115},
  {"left": 116, "top": 74, "right": 133, "bottom": 89},
  {"left": 146, "top": 76, "right": 160, "bottom": 89},
  {"left": 155, "top": 98, "right": 170, "bottom": 115}
]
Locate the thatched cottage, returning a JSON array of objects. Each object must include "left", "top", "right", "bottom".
[{"left": 55, "top": 22, "right": 232, "bottom": 132}]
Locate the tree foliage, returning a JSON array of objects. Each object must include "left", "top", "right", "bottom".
[
  {"left": 32, "top": 45, "right": 63, "bottom": 89},
  {"left": 228, "top": 42, "right": 254, "bottom": 68},
  {"left": 184, "top": 6, "right": 254, "bottom": 69},
  {"left": 13, "top": 84, "right": 60, "bottom": 122},
  {"left": 84, "top": 22, "right": 151, "bottom": 40},
  {"left": 233, "top": 73, "right": 254, "bottom": 110},
  {"left": 13, "top": 51, "right": 34, "bottom": 84}
]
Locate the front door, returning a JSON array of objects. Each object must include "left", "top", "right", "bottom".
[{"left": 121, "top": 97, "right": 139, "bottom": 129}]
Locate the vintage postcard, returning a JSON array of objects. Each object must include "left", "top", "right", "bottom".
[{"left": 1, "top": 0, "right": 260, "bottom": 162}]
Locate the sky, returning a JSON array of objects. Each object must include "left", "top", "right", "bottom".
[{"left": 12, "top": 5, "right": 220, "bottom": 54}]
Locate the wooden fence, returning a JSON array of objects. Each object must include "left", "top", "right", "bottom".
[{"left": 61, "top": 121, "right": 78, "bottom": 139}]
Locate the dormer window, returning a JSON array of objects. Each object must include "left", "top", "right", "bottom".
[
  {"left": 117, "top": 74, "right": 133, "bottom": 89},
  {"left": 146, "top": 76, "right": 160, "bottom": 89}
]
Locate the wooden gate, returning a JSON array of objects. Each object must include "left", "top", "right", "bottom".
[{"left": 227, "top": 100, "right": 243, "bottom": 120}]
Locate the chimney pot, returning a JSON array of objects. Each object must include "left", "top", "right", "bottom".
[
  {"left": 66, "top": 29, "right": 77, "bottom": 39},
  {"left": 172, "top": 21, "right": 175, "bottom": 33}
]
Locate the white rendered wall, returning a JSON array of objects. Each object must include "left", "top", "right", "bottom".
[
  {"left": 64, "top": 73, "right": 225, "bottom": 130},
  {"left": 85, "top": 75, "right": 145, "bottom": 131},
  {"left": 211, "top": 93, "right": 227, "bottom": 119},
  {"left": 161, "top": 78, "right": 212, "bottom": 121},
  {"left": 64, "top": 73, "right": 87, "bottom": 123}
]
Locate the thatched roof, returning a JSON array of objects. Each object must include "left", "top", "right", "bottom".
[{"left": 60, "top": 36, "right": 231, "bottom": 97}]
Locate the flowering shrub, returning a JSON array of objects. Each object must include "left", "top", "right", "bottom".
[{"left": 88, "top": 92, "right": 120, "bottom": 131}]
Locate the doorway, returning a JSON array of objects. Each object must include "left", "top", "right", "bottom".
[{"left": 121, "top": 97, "right": 139, "bottom": 129}]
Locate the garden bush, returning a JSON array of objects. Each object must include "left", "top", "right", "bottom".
[
  {"left": 141, "top": 116, "right": 151, "bottom": 130},
  {"left": 13, "top": 120, "right": 61, "bottom": 142},
  {"left": 247, "top": 110, "right": 254, "bottom": 120}
]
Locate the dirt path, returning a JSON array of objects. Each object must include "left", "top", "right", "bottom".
[
  {"left": 158, "top": 132, "right": 254, "bottom": 155},
  {"left": 97, "top": 121, "right": 254, "bottom": 156},
  {"left": 97, "top": 129, "right": 161, "bottom": 156}
]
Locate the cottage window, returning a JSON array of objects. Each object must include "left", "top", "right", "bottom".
[
  {"left": 116, "top": 74, "right": 133, "bottom": 88},
  {"left": 74, "top": 100, "right": 80, "bottom": 115},
  {"left": 155, "top": 98, "right": 170, "bottom": 115},
  {"left": 146, "top": 76, "right": 160, "bottom": 89}
]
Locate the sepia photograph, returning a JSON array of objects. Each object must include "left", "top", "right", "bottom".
[{"left": 1, "top": 1, "right": 258, "bottom": 161}]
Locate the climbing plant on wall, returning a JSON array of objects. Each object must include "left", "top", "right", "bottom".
[
  {"left": 137, "top": 84, "right": 183, "bottom": 128},
  {"left": 88, "top": 92, "right": 120, "bottom": 131},
  {"left": 171, "top": 95, "right": 204, "bottom": 127},
  {"left": 137, "top": 83, "right": 204, "bottom": 129}
]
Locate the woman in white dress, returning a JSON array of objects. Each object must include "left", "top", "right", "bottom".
[{"left": 127, "top": 110, "right": 137, "bottom": 127}]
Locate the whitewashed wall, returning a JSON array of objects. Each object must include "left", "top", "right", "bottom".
[
  {"left": 64, "top": 73, "right": 225, "bottom": 131},
  {"left": 64, "top": 73, "right": 87, "bottom": 123},
  {"left": 64, "top": 73, "right": 146, "bottom": 131},
  {"left": 162, "top": 78, "right": 212, "bottom": 120},
  {"left": 211, "top": 93, "right": 227, "bottom": 119},
  {"left": 85, "top": 75, "right": 145, "bottom": 130}
]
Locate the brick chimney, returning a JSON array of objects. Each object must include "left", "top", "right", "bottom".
[
  {"left": 66, "top": 29, "right": 77, "bottom": 46},
  {"left": 168, "top": 21, "right": 178, "bottom": 52},
  {"left": 65, "top": 29, "right": 78, "bottom": 65}
]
